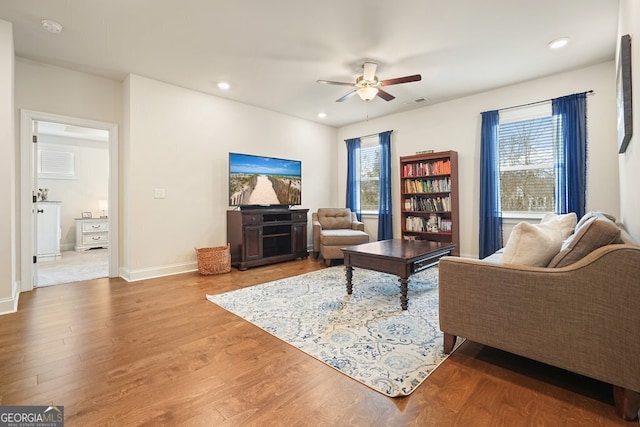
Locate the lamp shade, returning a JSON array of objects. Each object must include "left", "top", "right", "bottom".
[
  {"left": 98, "top": 199, "right": 108, "bottom": 211},
  {"left": 357, "top": 86, "right": 378, "bottom": 101}
]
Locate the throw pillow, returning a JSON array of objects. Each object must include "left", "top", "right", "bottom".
[
  {"left": 575, "top": 211, "right": 617, "bottom": 230},
  {"left": 547, "top": 214, "right": 621, "bottom": 268},
  {"left": 540, "top": 212, "right": 577, "bottom": 239},
  {"left": 502, "top": 221, "right": 565, "bottom": 267}
]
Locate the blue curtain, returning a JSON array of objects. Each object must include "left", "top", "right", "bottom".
[
  {"left": 377, "top": 131, "right": 393, "bottom": 240},
  {"left": 479, "top": 110, "right": 502, "bottom": 259},
  {"left": 552, "top": 93, "right": 587, "bottom": 218},
  {"left": 345, "top": 137, "right": 362, "bottom": 220}
]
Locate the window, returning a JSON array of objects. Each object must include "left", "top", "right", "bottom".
[
  {"left": 359, "top": 137, "right": 379, "bottom": 212},
  {"left": 498, "top": 103, "right": 558, "bottom": 214}
]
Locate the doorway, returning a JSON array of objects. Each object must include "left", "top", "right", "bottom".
[{"left": 20, "top": 110, "right": 119, "bottom": 291}]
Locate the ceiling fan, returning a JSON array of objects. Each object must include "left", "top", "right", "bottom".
[{"left": 317, "top": 62, "right": 421, "bottom": 102}]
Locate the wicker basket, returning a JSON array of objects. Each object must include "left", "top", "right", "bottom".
[{"left": 196, "top": 243, "right": 231, "bottom": 275}]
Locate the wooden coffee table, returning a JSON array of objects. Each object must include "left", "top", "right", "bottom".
[{"left": 341, "top": 239, "right": 456, "bottom": 310}]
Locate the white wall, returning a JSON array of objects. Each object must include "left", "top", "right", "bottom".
[
  {"left": 337, "top": 62, "right": 619, "bottom": 258},
  {"left": 37, "top": 135, "right": 109, "bottom": 249},
  {"left": 13, "top": 60, "right": 337, "bottom": 284},
  {"left": 122, "top": 74, "right": 337, "bottom": 280},
  {"left": 13, "top": 57, "right": 122, "bottom": 291},
  {"left": 15, "top": 58, "right": 122, "bottom": 125},
  {"left": 0, "top": 20, "right": 16, "bottom": 314},
  {"left": 618, "top": 0, "right": 640, "bottom": 242}
]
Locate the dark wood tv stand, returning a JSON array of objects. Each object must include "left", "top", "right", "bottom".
[{"left": 226, "top": 208, "right": 309, "bottom": 270}]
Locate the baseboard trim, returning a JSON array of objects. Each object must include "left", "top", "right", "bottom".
[
  {"left": 0, "top": 283, "right": 20, "bottom": 315},
  {"left": 119, "top": 261, "right": 198, "bottom": 282}
]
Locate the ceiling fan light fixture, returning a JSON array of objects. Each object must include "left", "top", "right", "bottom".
[{"left": 357, "top": 86, "right": 378, "bottom": 101}]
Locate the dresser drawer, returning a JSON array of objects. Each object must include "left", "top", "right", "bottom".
[
  {"left": 82, "top": 221, "right": 109, "bottom": 232},
  {"left": 82, "top": 232, "right": 109, "bottom": 245},
  {"left": 75, "top": 218, "right": 109, "bottom": 251}
]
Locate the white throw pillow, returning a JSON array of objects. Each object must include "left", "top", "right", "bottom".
[
  {"left": 502, "top": 221, "right": 565, "bottom": 267},
  {"left": 540, "top": 212, "right": 577, "bottom": 239}
]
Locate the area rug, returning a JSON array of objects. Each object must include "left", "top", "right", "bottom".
[{"left": 206, "top": 266, "right": 462, "bottom": 397}]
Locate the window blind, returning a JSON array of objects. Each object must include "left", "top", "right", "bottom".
[
  {"left": 38, "top": 146, "right": 78, "bottom": 179},
  {"left": 360, "top": 137, "right": 379, "bottom": 212},
  {"left": 498, "top": 102, "right": 559, "bottom": 213}
]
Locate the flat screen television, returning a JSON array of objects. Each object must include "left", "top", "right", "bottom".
[{"left": 228, "top": 152, "right": 301, "bottom": 208}]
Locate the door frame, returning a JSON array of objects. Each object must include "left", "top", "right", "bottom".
[{"left": 20, "top": 109, "right": 119, "bottom": 291}]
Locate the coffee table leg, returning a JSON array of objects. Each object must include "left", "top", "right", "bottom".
[
  {"left": 345, "top": 265, "right": 353, "bottom": 295},
  {"left": 399, "top": 277, "right": 409, "bottom": 310}
]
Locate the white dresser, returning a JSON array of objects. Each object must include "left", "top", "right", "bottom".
[
  {"left": 75, "top": 218, "right": 109, "bottom": 251},
  {"left": 37, "top": 201, "right": 62, "bottom": 260}
]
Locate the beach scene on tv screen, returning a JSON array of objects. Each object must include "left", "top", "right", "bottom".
[{"left": 229, "top": 154, "right": 301, "bottom": 206}]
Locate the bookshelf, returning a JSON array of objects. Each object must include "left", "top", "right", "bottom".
[{"left": 400, "top": 150, "right": 459, "bottom": 256}]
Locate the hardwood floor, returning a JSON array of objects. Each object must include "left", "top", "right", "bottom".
[{"left": 0, "top": 258, "right": 631, "bottom": 426}]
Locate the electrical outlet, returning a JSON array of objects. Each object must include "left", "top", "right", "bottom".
[{"left": 154, "top": 188, "right": 165, "bottom": 199}]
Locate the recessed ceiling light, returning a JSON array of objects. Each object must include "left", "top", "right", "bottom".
[
  {"left": 41, "top": 19, "right": 63, "bottom": 34},
  {"left": 217, "top": 82, "right": 231, "bottom": 90},
  {"left": 317, "top": 112, "right": 327, "bottom": 119},
  {"left": 548, "top": 37, "right": 570, "bottom": 49}
]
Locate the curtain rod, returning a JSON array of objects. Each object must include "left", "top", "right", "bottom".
[
  {"left": 495, "top": 90, "right": 594, "bottom": 113},
  {"left": 346, "top": 130, "right": 393, "bottom": 141}
]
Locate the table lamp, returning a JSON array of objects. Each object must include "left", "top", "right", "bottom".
[{"left": 98, "top": 199, "right": 108, "bottom": 218}]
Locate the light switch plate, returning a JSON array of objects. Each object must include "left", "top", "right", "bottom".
[{"left": 154, "top": 188, "right": 165, "bottom": 199}]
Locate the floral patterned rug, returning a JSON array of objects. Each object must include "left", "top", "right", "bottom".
[{"left": 206, "top": 266, "right": 461, "bottom": 397}]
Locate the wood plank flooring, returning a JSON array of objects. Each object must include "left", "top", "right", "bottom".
[{"left": 0, "top": 258, "right": 631, "bottom": 426}]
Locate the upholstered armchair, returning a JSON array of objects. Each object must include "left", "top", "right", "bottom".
[{"left": 312, "top": 208, "right": 370, "bottom": 266}]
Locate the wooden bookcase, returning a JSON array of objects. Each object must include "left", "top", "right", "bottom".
[{"left": 399, "top": 150, "right": 459, "bottom": 256}]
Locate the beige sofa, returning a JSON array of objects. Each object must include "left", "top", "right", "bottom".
[
  {"left": 312, "top": 208, "right": 370, "bottom": 266},
  {"left": 438, "top": 213, "right": 640, "bottom": 420}
]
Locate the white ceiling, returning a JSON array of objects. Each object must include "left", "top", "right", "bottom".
[{"left": 1, "top": 1, "right": 619, "bottom": 127}]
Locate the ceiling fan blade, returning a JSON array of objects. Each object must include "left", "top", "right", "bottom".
[
  {"left": 317, "top": 79, "right": 356, "bottom": 87},
  {"left": 376, "top": 89, "right": 395, "bottom": 101},
  {"left": 380, "top": 74, "right": 422, "bottom": 86},
  {"left": 336, "top": 90, "right": 357, "bottom": 102},
  {"left": 363, "top": 62, "right": 377, "bottom": 81}
]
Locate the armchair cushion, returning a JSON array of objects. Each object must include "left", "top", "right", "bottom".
[
  {"left": 316, "top": 208, "right": 355, "bottom": 230},
  {"left": 321, "top": 229, "right": 370, "bottom": 246}
]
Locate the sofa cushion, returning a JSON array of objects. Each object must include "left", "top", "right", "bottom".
[
  {"left": 320, "top": 229, "right": 370, "bottom": 246},
  {"left": 547, "top": 213, "right": 621, "bottom": 268},
  {"left": 483, "top": 248, "right": 504, "bottom": 264},
  {"left": 317, "top": 208, "right": 353, "bottom": 230},
  {"left": 502, "top": 221, "right": 565, "bottom": 267}
]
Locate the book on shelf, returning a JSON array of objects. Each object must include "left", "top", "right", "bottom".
[
  {"left": 404, "top": 214, "right": 452, "bottom": 233},
  {"left": 404, "top": 195, "right": 451, "bottom": 212},
  {"left": 402, "top": 159, "right": 451, "bottom": 178},
  {"left": 403, "top": 177, "right": 451, "bottom": 194}
]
